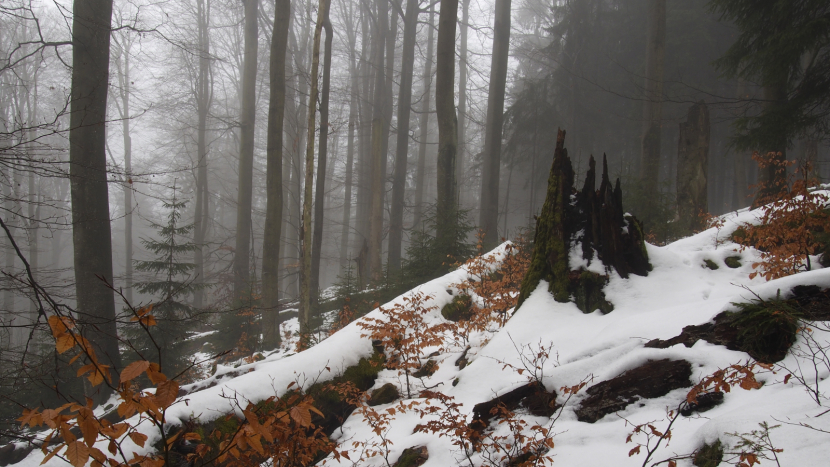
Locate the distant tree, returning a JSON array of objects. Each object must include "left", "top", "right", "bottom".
[
  {"left": 639, "top": 0, "right": 666, "bottom": 216},
  {"left": 709, "top": 0, "right": 830, "bottom": 200},
  {"left": 131, "top": 194, "right": 202, "bottom": 373}
]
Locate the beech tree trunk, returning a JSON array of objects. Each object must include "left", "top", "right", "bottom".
[
  {"left": 639, "top": 0, "right": 666, "bottom": 209},
  {"left": 310, "top": 5, "right": 333, "bottom": 306},
  {"left": 69, "top": 0, "right": 121, "bottom": 400},
  {"left": 456, "top": 0, "right": 470, "bottom": 205},
  {"left": 193, "top": 0, "right": 211, "bottom": 309},
  {"left": 435, "top": 0, "right": 459, "bottom": 253},
  {"left": 368, "top": 0, "right": 388, "bottom": 281},
  {"left": 676, "top": 101, "right": 710, "bottom": 233},
  {"left": 232, "top": 0, "right": 258, "bottom": 300},
  {"left": 387, "top": 0, "right": 419, "bottom": 273},
  {"left": 299, "top": 0, "right": 328, "bottom": 340},
  {"left": 261, "top": 0, "right": 289, "bottom": 348},
  {"left": 479, "top": 0, "right": 512, "bottom": 249},
  {"left": 339, "top": 4, "right": 359, "bottom": 273},
  {"left": 412, "top": 4, "right": 435, "bottom": 230}
]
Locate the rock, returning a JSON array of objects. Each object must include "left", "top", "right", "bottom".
[
  {"left": 393, "top": 446, "right": 429, "bottom": 467},
  {"left": 575, "top": 359, "right": 692, "bottom": 423},
  {"left": 412, "top": 360, "right": 438, "bottom": 378},
  {"left": 441, "top": 294, "right": 474, "bottom": 322},
  {"left": 471, "top": 383, "right": 558, "bottom": 432},
  {"left": 703, "top": 259, "right": 719, "bottom": 270},
  {"left": 368, "top": 383, "right": 400, "bottom": 406},
  {"left": 0, "top": 444, "right": 32, "bottom": 467},
  {"left": 681, "top": 391, "right": 724, "bottom": 416},
  {"left": 455, "top": 347, "right": 470, "bottom": 369},
  {"left": 724, "top": 256, "right": 742, "bottom": 268}
]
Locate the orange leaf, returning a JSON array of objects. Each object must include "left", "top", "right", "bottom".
[
  {"left": 129, "top": 432, "right": 148, "bottom": 448},
  {"left": 65, "top": 441, "right": 90, "bottom": 467},
  {"left": 628, "top": 445, "right": 641, "bottom": 457},
  {"left": 120, "top": 361, "right": 150, "bottom": 384},
  {"left": 56, "top": 334, "right": 76, "bottom": 354},
  {"left": 289, "top": 406, "right": 312, "bottom": 428},
  {"left": 154, "top": 380, "right": 179, "bottom": 408}
]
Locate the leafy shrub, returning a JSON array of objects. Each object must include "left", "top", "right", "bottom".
[{"left": 693, "top": 439, "right": 724, "bottom": 467}]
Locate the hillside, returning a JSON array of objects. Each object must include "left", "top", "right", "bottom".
[{"left": 10, "top": 203, "right": 830, "bottom": 467}]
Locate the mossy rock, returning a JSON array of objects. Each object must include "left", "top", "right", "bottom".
[
  {"left": 724, "top": 256, "right": 742, "bottom": 268},
  {"left": 703, "top": 259, "right": 719, "bottom": 270},
  {"left": 412, "top": 359, "right": 438, "bottom": 378},
  {"left": 368, "top": 383, "right": 400, "bottom": 406},
  {"left": 693, "top": 439, "right": 724, "bottom": 467},
  {"left": 728, "top": 294, "right": 802, "bottom": 363},
  {"left": 571, "top": 270, "right": 613, "bottom": 314},
  {"left": 730, "top": 226, "right": 747, "bottom": 243},
  {"left": 393, "top": 446, "right": 429, "bottom": 467},
  {"left": 441, "top": 294, "right": 473, "bottom": 322}
]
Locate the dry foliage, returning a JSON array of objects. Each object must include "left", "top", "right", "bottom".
[{"left": 735, "top": 152, "right": 830, "bottom": 280}]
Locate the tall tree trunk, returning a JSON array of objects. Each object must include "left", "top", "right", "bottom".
[
  {"left": 368, "top": 0, "right": 389, "bottom": 281},
  {"left": 112, "top": 37, "right": 134, "bottom": 305},
  {"left": 412, "top": 4, "right": 435, "bottom": 230},
  {"left": 456, "top": 0, "right": 470, "bottom": 205},
  {"left": 435, "top": 0, "right": 459, "bottom": 254},
  {"left": 639, "top": 0, "right": 666, "bottom": 212},
  {"left": 193, "top": 0, "right": 211, "bottom": 309},
  {"left": 754, "top": 81, "right": 788, "bottom": 204},
  {"left": 262, "top": 0, "right": 289, "bottom": 348},
  {"left": 310, "top": 5, "right": 333, "bottom": 306},
  {"left": 387, "top": 0, "right": 418, "bottom": 273},
  {"left": 339, "top": 3, "right": 359, "bottom": 273},
  {"left": 69, "top": 0, "right": 121, "bottom": 401},
  {"left": 233, "top": 0, "right": 259, "bottom": 300},
  {"left": 479, "top": 0, "right": 511, "bottom": 249},
  {"left": 676, "top": 102, "right": 710, "bottom": 233},
  {"left": 300, "top": 0, "right": 328, "bottom": 340}
]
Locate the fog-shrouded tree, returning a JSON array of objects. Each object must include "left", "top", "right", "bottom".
[{"left": 435, "top": 0, "right": 459, "bottom": 255}]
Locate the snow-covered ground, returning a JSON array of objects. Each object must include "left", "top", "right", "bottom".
[{"left": 16, "top": 205, "right": 830, "bottom": 466}]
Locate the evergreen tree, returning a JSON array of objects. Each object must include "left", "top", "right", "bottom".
[{"left": 128, "top": 193, "right": 204, "bottom": 374}]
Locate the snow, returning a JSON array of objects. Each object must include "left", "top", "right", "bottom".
[{"left": 15, "top": 210, "right": 830, "bottom": 466}]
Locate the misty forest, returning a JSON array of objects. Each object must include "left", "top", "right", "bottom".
[{"left": 1, "top": 0, "right": 830, "bottom": 465}]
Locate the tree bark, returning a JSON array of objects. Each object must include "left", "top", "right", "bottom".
[
  {"left": 193, "top": 0, "right": 211, "bottom": 309},
  {"left": 355, "top": 8, "right": 373, "bottom": 285},
  {"left": 339, "top": 3, "right": 360, "bottom": 273},
  {"left": 387, "top": 0, "right": 419, "bottom": 273},
  {"left": 435, "top": 0, "right": 459, "bottom": 253},
  {"left": 299, "top": 0, "right": 328, "bottom": 340},
  {"left": 262, "top": 0, "right": 289, "bottom": 348},
  {"left": 639, "top": 0, "right": 666, "bottom": 207},
  {"left": 755, "top": 80, "right": 788, "bottom": 204},
  {"left": 676, "top": 102, "right": 710, "bottom": 233},
  {"left": 412, "top": 4, "right": 435, "bottom": 230},
  {"left": 69, "top": 0, "right": 121, "bottom": 400},
  {"left": 233, "top": 0, "right": 259, "bottom": 300},
  {"left": 456, "top": 0, "right": 470, "bottom": 205},
  {"left": 368, "top": 0, "right": 389, "bottom": 281},
  {"left": 310, "top": 5, "right": 333, "bottom": 306},
  {"left": 479, "top": 0, "right": 511, "bottom": 249}
]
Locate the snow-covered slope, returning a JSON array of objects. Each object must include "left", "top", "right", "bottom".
[{"left": 17, "top": 207, "right": 830, "bottom": 466}]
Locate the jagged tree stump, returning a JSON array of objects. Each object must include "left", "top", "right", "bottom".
[{"left": 517, "top": 129, "right": 651, "bottom": 313}]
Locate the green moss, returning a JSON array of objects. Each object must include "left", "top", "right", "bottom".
[
  {"left": 571, "top": 270, "right": 614, "bottom": 314},
  {"left": 452, "top": 378, "right": 460, "bottom": 387},
  {"left": 729, "top": 292, "right": 802, "bottom": 363},
  {"left": 724, "top": 256, "right": 742, "bottom": 268},
  {"left": 441, "top": 294, "right": 473, "bottom": 322},
  {"left": 368, "top": 383, "right": 399, "bottom": 406},
  {"left": 704, "top": 259, "right": 720, "bottom": 270},
  {"left": 394, "top": 447, "right": 428, "bottom": 467},
  {"left": 625, "top": 214, "right": 651, "bottom": 269},
  {"left": 730, "top": 226, "right": 747, "bottom": 243},
  {"left": 693, "top": 439, "right": 724, "bottom": 467}
]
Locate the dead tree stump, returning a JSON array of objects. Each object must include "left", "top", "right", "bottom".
[{"left": 517, "top": 129, "right": 650, "bottom": 313}]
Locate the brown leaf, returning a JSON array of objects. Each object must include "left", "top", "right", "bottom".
[
  {"left": 154, "top": 380, "right": 179, "bottom": 408},
  {"left": 628, "top": 445, "right": 641, "bottom": 457},
  {"left": 65, "top": 441, "right": 90, "bottom": 467},
  {"left": 56, "top": 334, "right": 76, "bottom": 354},
  {"left": 290, "top": 406, "right": 312, "bottom": 428},
  {"left": 129, "top": 432, "right": 148, "bottom": 448},
  {"left": 120, "top": 361, "right": 150, "bottom": 384}
]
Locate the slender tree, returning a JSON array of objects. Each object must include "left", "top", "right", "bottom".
[
  {"left": 299, "top": 0, "right": 329, "bottom": 339},
  {"left": 456, "top": 0, "right": 470, "bottom": 205},
  {"left": 339, "top": 0, "right": 359, "bottom": 273},
  {"left": 479, "top": 0, "right": 512, "bottom": 249},
  {"left": 639, "top": 0, "right": 666, "bottom": 211},
  {"left": 387, "top": 0, "right": 419, "bottom": 273},
  {"left": 261, "top": 0, "right": 290, "bottom": 348},
  {"left": 435, "top": 0, "right": 459, "bottom": 254},
  {"left": 412, "top": 3, "right": 435, "bottom": 230},
  {"left": 232, "top": 0, "right": 259, "bottom": 300},
  {"left": 112, "top": 29, "right": 134, "bottom": 304},
  {"left": 192, "top": 0, "right": 212, "bottom": 308},
  {"left": 68, "top": 0, "right": 121, "bottom": 401},
  {"left": 368, "top": 0, "right": 389, "bottom": 281}
]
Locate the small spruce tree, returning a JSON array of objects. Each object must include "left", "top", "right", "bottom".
[{"left": 128, "top": 193, "right": 204, "bottom": 374}]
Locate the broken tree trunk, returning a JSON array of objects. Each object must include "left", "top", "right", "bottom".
[
  {"left": 676, "top": 101, "right": 710, "bottom": 233},
  {"left": 517, "top": 129, "right": 650, "bottom": 313}
]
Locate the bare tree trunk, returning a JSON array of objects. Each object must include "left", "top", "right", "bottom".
[
  {"left": 354, "top": 8, "right": 373, "bottom": 285},
  {"left": 387, "top": 0, "right": 419, "bottom": 274},
  {"left": 676, "top": 102, "right": 710, "bottom": 232},
  {"left": 300, "top": 0, "right": 328, "bottom": 340},
  {"left": 639, "top": 0, "right": 666, "bottom": 209},
  {"left": 368, "top": 0, "right": 389, "bottom": 281},
  {"left": 456, "top": 0, "right": 470, "bottom": 206},
  {"left": 435, "top": 0, "right": 459, "bottom": 254},
  {"left": 262, "top": 0, "right": 289, "bottom": 347},
  {"left": 412, "top": 4, "right": 435, "bottom": 230},
  {"left": 233, "top": 0, "right": 259, "bottom": 301},
  {"left": 479, "top": 0, "right": 511, "bottom": 249},
  {"left": 339, "top": 1, "right": 359, "bottom": 273},
  {"left": 310, "top": 5, "right": 333, "bottom": 306},
  {"left": 69, "top": 0, "right": 121, "bottom": 401},
  {"left": 193, "top": 0, "right": 211, "bottom": 308}
]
